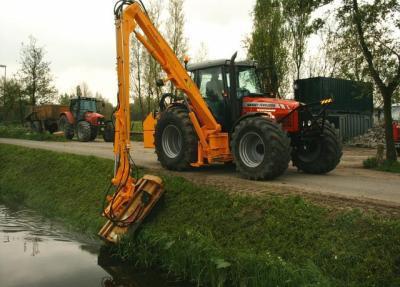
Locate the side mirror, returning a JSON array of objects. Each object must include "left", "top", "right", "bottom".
[{"left": 156, "top": 79, "right": 165, "bottom": 87}]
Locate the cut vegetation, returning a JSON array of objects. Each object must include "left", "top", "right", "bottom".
[{"left": 0, "top": 144, "right": 399, "bottom": 287}]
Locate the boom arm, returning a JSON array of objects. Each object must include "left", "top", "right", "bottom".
[{"left": 113, "top": 1, "right": 232, "bottom": 169}]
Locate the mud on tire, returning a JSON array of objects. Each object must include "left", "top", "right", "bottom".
[
  {"left": 291, "top": 121, "right": 342, "bottom": 174},
  {"left": 155, "top": 107, "right": 197, "bottom": 171},
  {"left": 231, "top": 117, "right": 291, "bottom": 180}
]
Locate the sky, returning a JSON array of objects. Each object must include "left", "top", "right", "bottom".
[{"left": 0, "top": 0, "right": 255, "bottom": 105}]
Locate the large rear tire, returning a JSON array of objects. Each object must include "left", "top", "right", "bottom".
[
  {"left": 103, "top": 122, "right": 114, "bottom": 142},
  {"left": 291, "top": 122, "right": 342, "bottom": 174},
  {"left": 59, "top": 115, "right": 74, "bottom": 140},
  {"left": 77, "top": 121, "right": 91, "bottom": 142},
  {"left": 155, "top": 107, "right": 197, "bottom": 171},
  {"left": 231, "top": 117, "right": 291, "bottom": 180}
]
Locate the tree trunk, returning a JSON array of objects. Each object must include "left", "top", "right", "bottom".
[
  {"left": 382, "top": 92, "right": 397, "bottom": 161},
  {"left": 19, "top": 94, "right": 24, "bottom": 125}
]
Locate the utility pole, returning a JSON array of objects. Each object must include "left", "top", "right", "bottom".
[{"left": 0, "top": 64, "right": 6, "bottom": 107}]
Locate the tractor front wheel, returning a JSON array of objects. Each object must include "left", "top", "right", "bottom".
[
  {"left": 77, "top": 121, "right": 91, "bottom": 142},
  {"left": 103, "top": 122, "right": 114, "bottom": 142},
  {"left": 291, "top": 122, "right": 342, "bottom": 174},
  {"left": 155, "top": 107, "right": 197, "bottom": 170},
  {"left": 231, "top": 117, "right": 291, "bottom": 180}
]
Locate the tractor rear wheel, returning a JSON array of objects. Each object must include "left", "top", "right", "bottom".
[
  {"left": 291, "top": 122, "right": 342, "bottom": 174},
  {"left": 155, "top": 107, "right": 197, "bottom": 170},
  {"left": 231, "top": 117, "right": 291, "bottom": 180},
  {"left": 59, "top": 115, "right": 74, "bottom": 140},
  {"left": 103, "top": 122, "right": 114, "bottom": 142},
  {"left": 77, "top": 121, "right": 91, "bottom": 142}
]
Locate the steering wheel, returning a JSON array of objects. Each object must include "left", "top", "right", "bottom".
[{"left": 237, "top": 88, "right": 251, "bottom": 98}]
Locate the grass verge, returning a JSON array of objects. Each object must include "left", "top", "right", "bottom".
[
  {"left": 0, "top": 123, "right": 66, "bottom": 141},
  {"left": 0, "top": 144, "right": 399, "bottom": 286},
  {"left": 363, "top": 157, "right": 400, "bottom": 173}
]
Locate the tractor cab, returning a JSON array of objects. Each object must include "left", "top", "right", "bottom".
[
  {"left": 70, "top": 97, "right": 99, "bottom": 121},
  {"left": 187, "top": 58, "right": 300, "bottom": 132}
]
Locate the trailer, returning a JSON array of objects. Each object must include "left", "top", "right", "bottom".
[{"left": 25, "top": 105, "right": 69, "bottom": 133}]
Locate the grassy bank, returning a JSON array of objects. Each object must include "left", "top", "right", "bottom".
[
  {"left": 363, "top": 157, "right": 400, "bottom": 173},
  {"left": 0, "top": 123, "right": 65, "bottom": 141},
  {"left": 0, "top": 144, "right": 399, "bottom": 286}
]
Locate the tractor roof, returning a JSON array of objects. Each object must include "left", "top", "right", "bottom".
[
  {"left": 71, "top": 97, "right": 98, "bottom": 101},
  {"left": 187, "top": 59, "right": 256, "bottom": 71}
]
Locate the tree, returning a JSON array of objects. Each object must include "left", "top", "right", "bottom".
[
  {"left": 76, "top": 85, "right": 82, "bottom": 97},
  {"left": 326, "top": 17, "right": 370, "bottom": 82},
  {"left": 130, "top": 0, "right": 163, "bottom": 121},
  {"left": 166, "top": 0, "right": 188, "bottom": 94},
  {"left": 248, "top": 0, "right": 288, "bottom": 96},
  {"left": 79, "top": 82, "right": 92, "bottom": 97},
  {"left": 18, "top": 36, "right": 57, "bottom": 105},
  {"left": 193, "top": 42, "right": 209, "bottom": 63},
  {"left": 58, "top": 93, "right": 72, "bottom": 105},
  {"left": 338, "top": 0, "right": 400, "bottom": 161},
  {"left": 0, "top": 77, "right": 25, "bottom": 123},
  {"left": 282, "top": 0, "right": 330, "bottom": 80}
]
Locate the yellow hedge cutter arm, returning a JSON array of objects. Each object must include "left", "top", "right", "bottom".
[{"left": 98, "top": 0, "right": 165, "bottom": 243}]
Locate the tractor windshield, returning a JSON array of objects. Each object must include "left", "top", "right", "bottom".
[
  {"left": 392, "top": 105, "right": 400, "bottom": 121},
  {"left": 237, "top": 67, "right": 262, "bottom": 94},
  {"left": 80, "top": 100, "right": 97, "bottom": 112}
]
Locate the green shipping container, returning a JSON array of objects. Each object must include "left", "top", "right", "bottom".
[{"left": 294, "top": 77, "right": 373, "bottom": 114}]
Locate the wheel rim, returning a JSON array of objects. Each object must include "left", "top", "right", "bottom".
[
  {"left": 77, "top": 123, "right": 86, "bottom": 139},
  {"left": 162, "top": 124, "right": 182, "bottom": 159},
  {"left": 239, "top": 132, "right": 265, "bottom": 168}
]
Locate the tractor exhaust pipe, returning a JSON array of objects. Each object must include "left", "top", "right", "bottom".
[{"left": 229, "top": 52, "right": 239, "bottom": 125}]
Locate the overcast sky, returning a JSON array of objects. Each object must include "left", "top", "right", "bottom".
[{"left": 0, "top": 0, "right": 255, "bottom": 105}]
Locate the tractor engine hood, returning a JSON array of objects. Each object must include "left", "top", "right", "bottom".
[
  {"left": 242, "top": 97, "right": 300, "bottom": 114},
  {"left": 85, "top": 112, "right": 105, "bottom": 125}
]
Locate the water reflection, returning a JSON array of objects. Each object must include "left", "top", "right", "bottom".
[{"left": 0, "top": 205, "right": 187, "bottom": 287}]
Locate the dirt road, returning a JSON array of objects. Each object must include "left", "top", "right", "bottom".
[{"left": 1, "top": 138, "right": 399, "bottom": 210}]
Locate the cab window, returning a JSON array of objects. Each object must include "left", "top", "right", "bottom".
[{"left": 198, "top": 67, "right": 224, "bottom": 102}]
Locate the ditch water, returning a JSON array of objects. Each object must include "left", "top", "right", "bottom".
[{"left": 0, "top": 204, "right": 188, "bottom": 287}]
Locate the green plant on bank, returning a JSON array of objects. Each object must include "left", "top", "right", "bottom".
[
  {"left": 131, "top": 121, "right": 144, "bottom": 142},
  {"left": 131, "top": 121, "right": 143, "bottom": 133},
  {"left": 363, "top": 157, "right": 400, "bottom": 173},
  {"left": 0, "top": 144, "right": 399, "bottom": 287},
  {"left": 0, "top": 123, "right": 66, "bottom": 142}
]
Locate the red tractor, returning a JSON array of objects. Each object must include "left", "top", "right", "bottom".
[
  {"left": 393, "top": 104, "right": 400, "bottom": 156},
  {"left": 58, "top": 97, "right": 114, "bottom": 142},
  {"left": 148, "top": 55, "right": 343, "bottom": 180}
]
